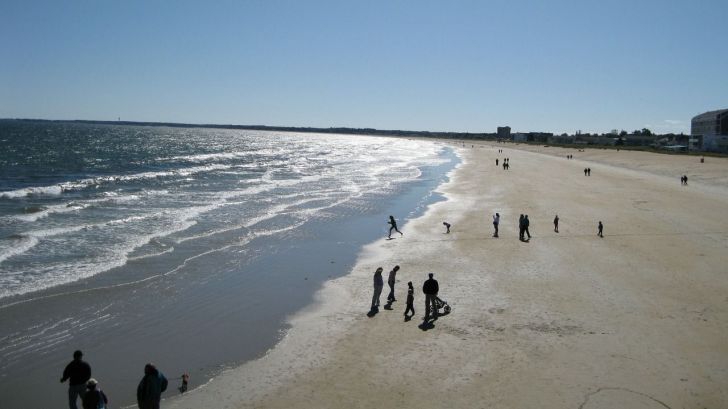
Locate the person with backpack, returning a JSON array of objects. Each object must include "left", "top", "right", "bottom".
[
  {"left": 82, "top": 378, "right": 108, "bottom": 409},
  {"left": 137, "top": 363, "right": 168, "bottom": 409}
]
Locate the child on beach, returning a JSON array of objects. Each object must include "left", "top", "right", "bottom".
[
  {"left": 404, "top": 282, "right": 415, "bottom": 320},
  {"left": 388, "top": 215, "right": 403, "bottom": 239},
  {"left": 443, "top": 222, "right": 451, "bottom": 233}
]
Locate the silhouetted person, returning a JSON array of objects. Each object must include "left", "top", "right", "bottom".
[
  {"left": 387, "top": 265, "right": 400, "bottom": 302},
  {"left": 82, "top": 379, "right": 108, "bottom": 409},
  {"left": 553, "top": 214, "right": 559, "bottom": 233},
  {"left": 137, "top": 363, "right": 168, "bottom": 409},
  {"left": 584, "top": 168, "right": 588, "bottom": 176},
  {"left": 443, "top": 222, "right": 451, "bottom": 233},
  {"left": 518, "top": 214, "right": 525, "bottom": 240},
  {"left": 388, "top": 215, "right": 403, "bottom": 238},
  {"left": 700, "top": 157, "right": 704, "bottom": 163},
  {"left": 404, "top": 281, "right": 415, "bottom": 320},
  {"left": 61, "top": 350, "right": 92, "bottom": 409},
  {"left": 422, "top": 273, "right": 439, "bottom": 320},
  {"left": 524, "top": 215, "right": 531, "bottom": 239},
  {"left": 587, "top": 168, "right": 591, "bottom": 176},
  {"left": 598, "top": 221, "right": 604, "bottom": 237},
  {"left": 496, "top": 158, "right": 499, "bottom": 166},
  {"left": 503, "top": 162, "right": 507, "bottom": 170},
  {"left": 371, "top": 267, "right": 384, "bottom": 309},
  {"left": 493, "top": 213, "right": 500, "bottom": 237},
  {"left": 684, "top": 175, "right": 688, "bottom": 185}
]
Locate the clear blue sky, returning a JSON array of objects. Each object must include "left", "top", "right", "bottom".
[{"left": 1, "top": 1, "right": 726, "bottom": 134}]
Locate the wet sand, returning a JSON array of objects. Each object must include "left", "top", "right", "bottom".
[{"left": 168, "top": 143, "right": 728, "bottom": 409}]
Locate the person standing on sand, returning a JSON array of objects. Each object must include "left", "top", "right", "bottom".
[
  {"left": 524, "top": 215, "right": 531, "bottom": 240},
  {"left": 387, "top": 265, "right": 400, "bottom": 302},
  {"left": 553, "top": 214, "right": 559, "bottom": 233},
  {"left": 518, "top": 214, "right": 525, "bottom": 240},
  {"left": 82, "top": 379, "right": 108, "bottom": 409},
  {"left": 493, "top": 213, "right": 500, "bottom": 237},
  {"left": 598, "top": 221, "right": 604, "bottom": 237},
  {"left": 587, "top": 168, "right": 591, "bottom": 176},
  {"left": 371, "top": 267, "right": 384, "bottom": 309},
  {"left": 388, "top": 215, "right": 403, "bottom": 239},
  {"left": 496, "top": 158, "right": 499, "bottom": 166},
  {"left": 584, "top": 168, "right": 588, "bottom": 176},
  {"left": 422, "top": 273, "right": 439, "bottom": 320},
  {"left": 404, "top": 281, "right": 415, "bottom": 320},
  {"left": 137, "top": 363, "right": 168, "bottom": 409},
  {"left": 60, "top": 350, "right": 92, "bottom": 409}
]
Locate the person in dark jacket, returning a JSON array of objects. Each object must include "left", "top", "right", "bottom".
[
  {"left": 518, "top": 214, "right": 525, "bottom": 240},
  {"left": 137, "top": 363, "right": 168, "bottom": 409},
  {"left": 422, "top": 273, "right": 439, "bottom": 320},
  {"left": 82, "top": 378, "right": 108, "bottom": 409},
  {"left": 524, "top": 215, "right": 531, "bottom": 240},
  {"left": 60, "top": 350, "right": 92, "bottom": 409},
  {"left": 371, "top": 267, "right": 384, "bottom": 310},
  {"left": 388, "top": 215, "right": 403, "bottom": 239},
  {"left": 387, "top": 265, "right": 400, "bottom": 302}
]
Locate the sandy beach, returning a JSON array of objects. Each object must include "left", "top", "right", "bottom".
[{"left": 167, "top": 143, "right": 728, "bottom": 409}]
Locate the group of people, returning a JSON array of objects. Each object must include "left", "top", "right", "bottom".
[
  {"left": 583, "top": 167, "right": 592, "bottom": 176},
  {"left": 681, "top": 175, "right": 689, "bottom": 185},
  {"left": 489, "top": 213, "right": 603, "bottom": 239},
  {"left": 566, "top": 154, "right": 574, "bottom": 159},
  {"left": 502, "top": 158, "right": 510, "bottom": 170},
  {"left": 371, "top": 268, "right": 441, "bottom": 322},
  {"left": 60, "top": 350, "right": 169, "bottom": 409}
]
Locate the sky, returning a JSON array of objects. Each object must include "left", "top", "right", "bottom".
[{"left": 1, "top": 1, "right": 726, "bottom": 135}]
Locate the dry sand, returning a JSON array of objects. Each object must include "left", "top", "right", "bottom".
[{"left": 167, "top": 143, "right": 728, "bottom": 409}]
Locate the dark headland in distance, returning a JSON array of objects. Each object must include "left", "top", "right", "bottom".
[{"left": 0, "top": 117, "right": 496, "bottom": 140}]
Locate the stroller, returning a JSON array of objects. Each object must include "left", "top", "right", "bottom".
[{"left": 431, "top": 296, "right": 451, "bottom": 316}]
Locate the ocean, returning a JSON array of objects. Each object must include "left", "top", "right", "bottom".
[{"left": 0, "top": 121, "right": 456, "bottom": 408}]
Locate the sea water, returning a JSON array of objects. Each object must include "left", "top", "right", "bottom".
[{"left": 0, "top": 121, "right": 456, "bottom": 407}]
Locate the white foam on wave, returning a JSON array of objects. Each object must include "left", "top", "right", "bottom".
[
  {"left": 0, "top": 236, "right": 40, "bottom": 264},
  {"left": 0, "top": 164, "right": 233, "bottom": 199}
]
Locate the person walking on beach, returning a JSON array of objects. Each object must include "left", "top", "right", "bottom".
[
  {"left": 423, "top": 273, "right": 439, "bottom": 320},
  {"left": 388, "top": 215, "right": 403, "bottom": 239},
  {"left": 553, "top": 214, "right": 559, "bottom": 233},
  {"left": 82, "top": 378, "right": 108, "bottom": 409},
  {"left": 496, "top": 158, "right": 499, "bottom": 166},
  {"left": 371, "top": 267, "right": 384, "bottom": 309},
  {"left": 60, "top": 350, "right": 92, "bottom": 409},
  {"left": 587, "top": 168, "right": 591, "bottom": 176},
  {"left": 518, "top": 214, "right": 525, "bottom": 240},
  {"left": 493, "top": 213, "right": 500, "bottom": 237},
  {"left": 387, "top": 265, "right": 400, "bottom": 302},
  {"left": 404, "top": 281, "right": 415, "bottom": 320},
  {"left": 443, "top": 222, "right": 451, "bottom": 233},
  {"left": 137, "top": 363, "right": 168, "bottom": 409},
  {"left": 598, "top": 221, "right": 604, "bottom": 237},
  {"left": 524, "top": 215, "right": 531, "bottom": 240},
  {"left": 584, "top": 168, "right": 588, "bottom": 176}
]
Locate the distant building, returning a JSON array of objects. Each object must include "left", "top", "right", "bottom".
[
  {"left": 512, "top": 133, "right": 527, "bottom": 142},
  {"left": 691, "top": 109, "right": 728, "bottom": 152},
  {"left": 497, "top": 126, "right": 511, "bottom": 140}
]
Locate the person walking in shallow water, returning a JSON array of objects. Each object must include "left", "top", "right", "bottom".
[
  {"left": 388, "top": 215, "right": 403, "bottom": 239},
  {"left": 61, "top": 350, "right": 92, "bottom": 409},
  {"left": 598, "top": 221, "right": 604, "bottom": 237},
  {"left": 404, "top": 281, "right": 415, "bottom": 320},
  {"left": 553, "top": 214, "right": 559, "bottom": 233},
  {"left": 371, "top": 267, "right": 384, "bottom": 309},
  {"left": 387, "top": 265, "right": 400, "bottom": 302},
  {"left": 422, "top": 273, "right": 439, "bottom": 320}
]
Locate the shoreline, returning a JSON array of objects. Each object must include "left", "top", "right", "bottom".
[{"left": 170, "top": 141, "right": 728, "bottom": 408}]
